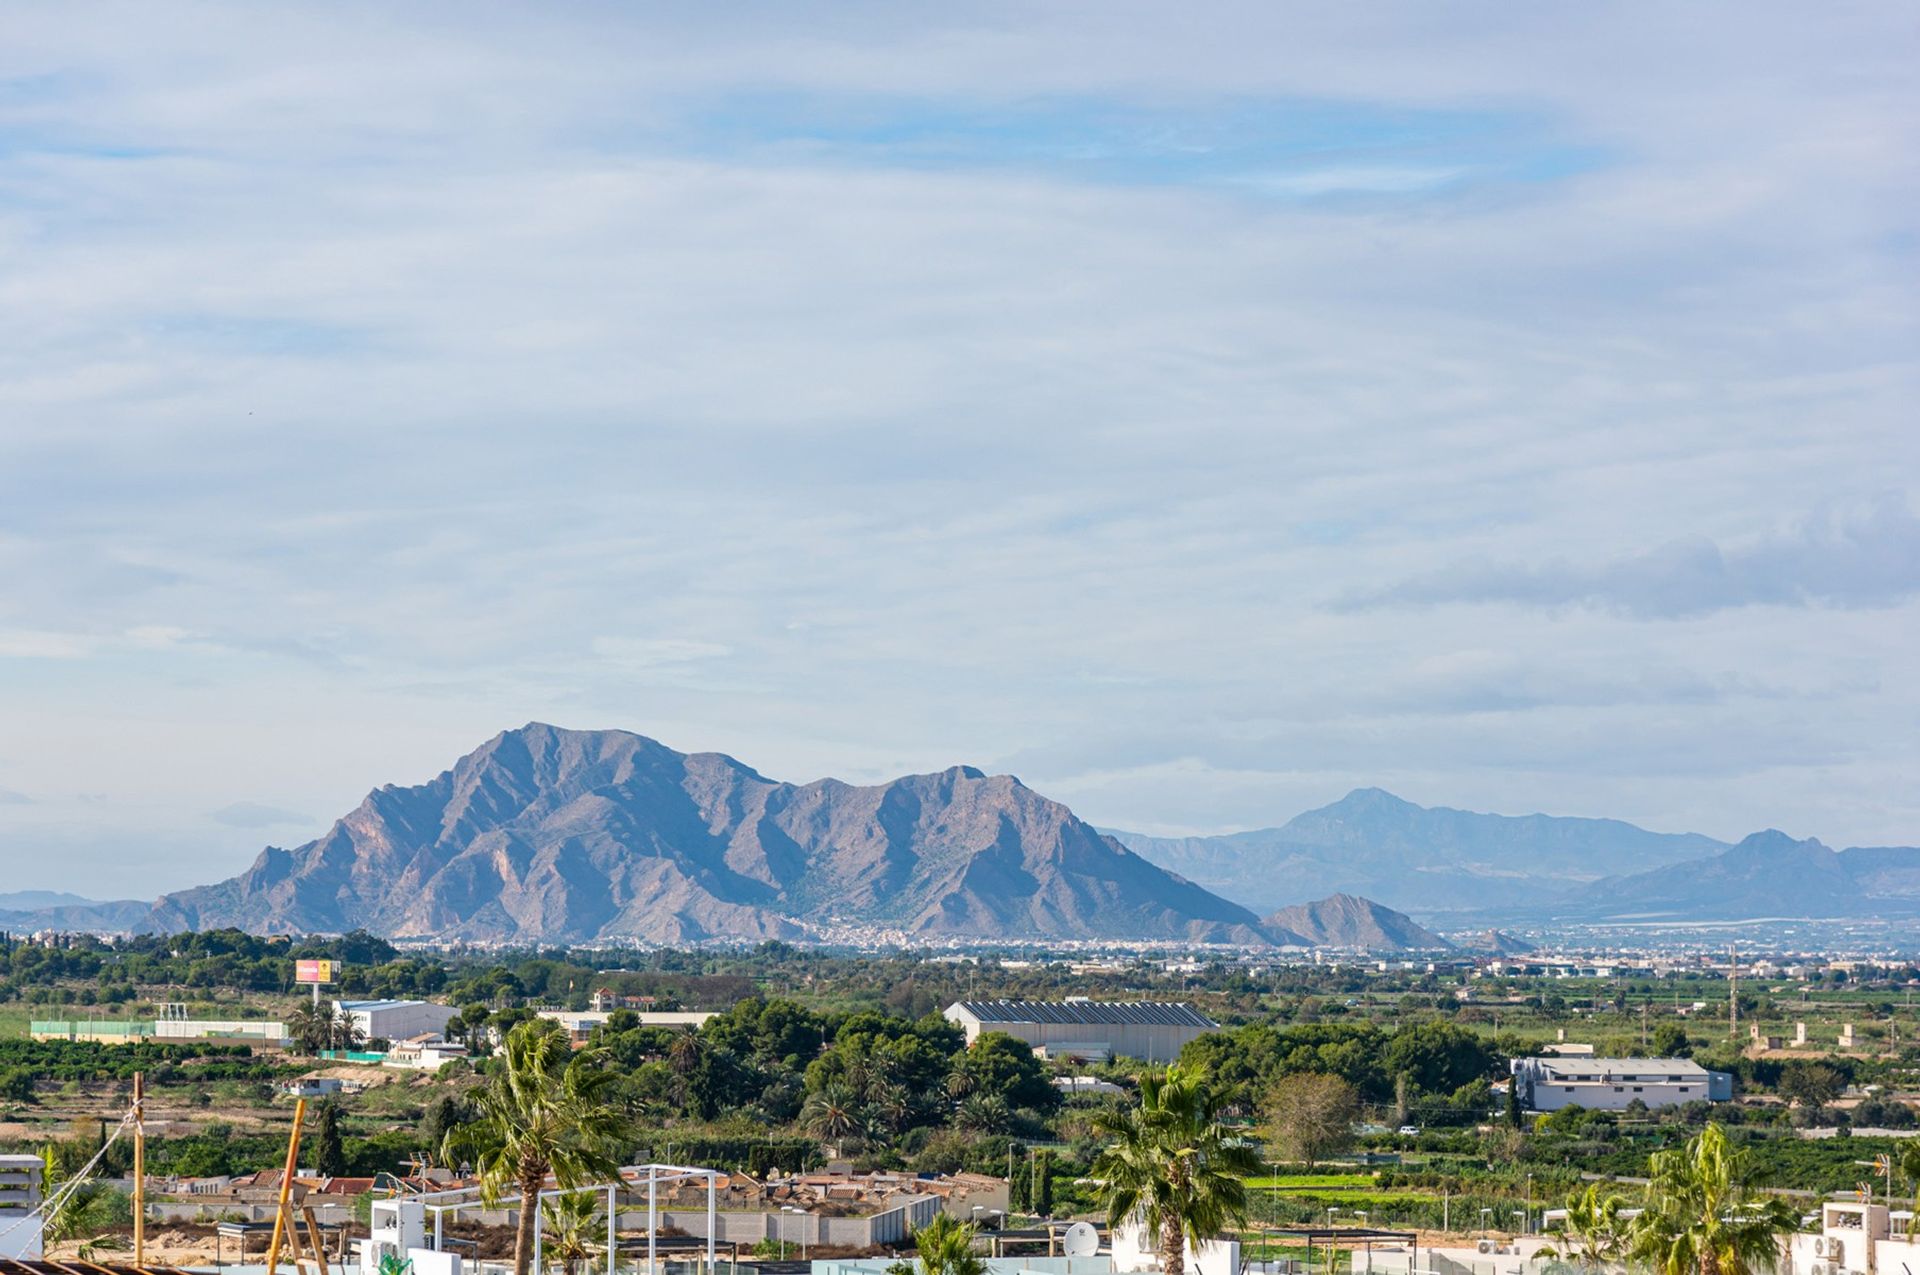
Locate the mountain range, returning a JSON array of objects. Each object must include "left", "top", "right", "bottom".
[
  {"left": 1105, "top": 788, "right": 1729, "bottom": 914},
  {"left": 14, "top": 723, "right": 1919, "bottom": 945},
  {"left": 147, "top": 724, "right": 1274, "bottom": 945},
  {"left": 1560, "top": 830, "right": 1920, "bottom": 920}
]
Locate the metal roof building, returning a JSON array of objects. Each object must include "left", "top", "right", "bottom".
[{"left": 944, "top": 999, "right": 1218, "bottom": 1063}]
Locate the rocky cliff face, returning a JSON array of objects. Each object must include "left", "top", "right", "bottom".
[{"left": 150, "top": 723, "right": 1272, "bottom": 944}]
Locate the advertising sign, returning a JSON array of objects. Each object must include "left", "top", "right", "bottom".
[{"left": 295, "top": 959, "right": 338, "bottom": 985}]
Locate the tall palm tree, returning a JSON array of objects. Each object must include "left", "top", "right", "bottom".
[
  {"left": 1629, "top": 1123, "right": 1798, "bottom": 1275},
  {"left": 1092, "top": 1065, "right": 1259, "bottom": 1275},
  {"left": 888, "top": 1214, "right": 987, "bottom": 1275},
  {"left": 444, "top": 1020, "right": 631, "bottom": 1275}
]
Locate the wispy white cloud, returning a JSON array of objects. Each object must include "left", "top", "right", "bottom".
[
  {"left": 209, "top": 800, "right": 311, "bottom": 829},
  {"left": 1343, "top": 496, "right": 1920, "bottom": 618}
]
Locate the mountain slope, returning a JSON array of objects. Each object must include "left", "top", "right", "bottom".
[
  {"left": 1261, "top": 893, "right": 1451, "bottom": 951},
  {"left": 149, "top": 724, "right": 1271, "bottom": 945},
  {"left": 1107, "top": 788, "right": 1729, "bottom": 914},
  {"left": 1567, "top": 831, "right": 1920, "bottom": 920},
  {"left": 0, "top": 898, "right": 154, "bottom": 933}
]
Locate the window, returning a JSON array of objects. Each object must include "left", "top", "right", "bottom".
[
  {"left": 1678, "top": 1086, "right": 1690, "bottom": 1092},
  {"left": 1633, "top": 1086, "right": 1644, "bottom": 1092},
  {"left": 1614, "top": 1086, "right": 1625, "bottom": 1092}
]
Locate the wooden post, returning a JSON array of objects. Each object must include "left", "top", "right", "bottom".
[
  {"left": 265, "top": 1098, "right": 309, "bottom": 1275},
  {"left": 133, "top": 1072, "right": 146, "bottom": 1267},
  {"left": 301, "top": 1205, "right": 332, "bottom": 1275}
]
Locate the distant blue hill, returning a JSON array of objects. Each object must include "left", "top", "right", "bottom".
[{"left": 1104, "top": 787, "right": 1729, "bottom": 915}]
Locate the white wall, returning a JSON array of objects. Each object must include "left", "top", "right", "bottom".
[
  {"left": 1111, "top": 1220, "right": 1241, "bottom": 1275},
  {"left": 351, "top": 1001, "right": 458, "bottom": 1041}
]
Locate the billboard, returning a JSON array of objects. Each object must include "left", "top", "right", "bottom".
[{"left": 295, "top": 959, "right": 339, "bottom": 985}]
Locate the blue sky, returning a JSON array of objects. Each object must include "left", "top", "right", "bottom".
[{"left": 0, "top": 3, "right": 1915, "bottom": 896}]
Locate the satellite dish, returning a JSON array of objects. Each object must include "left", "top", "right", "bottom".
[{"left": 1062, "top": 1223, "right": 1099, "bottom": 1257}]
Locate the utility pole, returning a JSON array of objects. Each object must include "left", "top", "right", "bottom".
[
  {"left": 1729, "top": 944, "right": 1739, "bottom": 1041},
  {"left": 133, "top": 1072, "right": 146, "bottom": 1267}
]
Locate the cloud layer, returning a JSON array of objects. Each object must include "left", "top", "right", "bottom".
[
  {"left": 0, "top": 4, "right": 1914, "bottom": 893},
  {"left": 1347, "top": 497, "right": 1920, "bottom": 618}
]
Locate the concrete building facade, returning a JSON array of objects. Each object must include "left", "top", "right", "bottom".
[
  {"left": 340, "top": 1000, "right": 459, "bottom": 1042},
  {"left": 1511, "top": 1055, "right": 1733, "bottom": 1111}
]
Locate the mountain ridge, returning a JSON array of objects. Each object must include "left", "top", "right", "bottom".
[
  {"left": 1105, "top": 789, "right": 1731, "bottom": 914},
  {"left": 1565, "top": 830, "right": 1920, "bottom": 920},
  {"left": 149, "top": 724, "right": 1273, "bottom": 945},
  {"left": 1262, "top": 893, "right": 1451, "bottom": 951}
]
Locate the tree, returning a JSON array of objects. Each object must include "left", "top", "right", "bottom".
[
  {"left": 800, "top": 1082, "right": 864, "bottom": 1142},
  {"left": 956, "top": 1093, "right": 1014, "bottom": 1135},
  {"left": 1542, "top": 1184, "right": 1632, "bottom": 1268},
  {"left": 542, "top": 1190, "right": 602, "bottom": 1275},
  {"left": 1031, "top": 1148, "right": 1053, "bottom": 1218},
  {"left": 964, "top": 1033, "right": 1060, "bottom": 1113},
  {"left": 1629, "top": 1123, "right": 1799, "bottom": 1275},
  {"left": 1262, "top": 1073, "right": 1358, "bottom": 1168},
  {"left": 420, "top": 1094, "right": 469, "bottom": 1158},
  {"left": 40, "top": 1145, "right": 132, "bottom": 1260},
  {"left": 1093, "top": 1065, "right": 1259, "bottom": 1275},
  {"left": 1900, "top": 1141, "right": 1920, "bottom": 1239},
  {"left": 1778, "top": 1063, "right": 1844, "bottom": 1110},
  {"left": 313, "top": 1100, "right": 348, "bottom": 1178},
  {"left": 888, "top": 1214, "right": 986, "bottom": 1275},
  {"left": 1507, "top": 1079, "right": 1524, "bottom": 1130},
  {"left": 1652, "top": 1023, "right": 1692, "bottom": 1057},
  {"left": 443, "top": 1020, "right": 631, "bottom": 1275}
]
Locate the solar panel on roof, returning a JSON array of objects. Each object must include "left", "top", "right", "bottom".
[{"left": 953, "top": 1000, "right": 1217, "bottom": 1029}]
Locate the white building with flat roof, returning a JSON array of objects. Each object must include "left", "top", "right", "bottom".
[{"left": 1512, "top": 1055, "right": 1732, "bottom": 1111}]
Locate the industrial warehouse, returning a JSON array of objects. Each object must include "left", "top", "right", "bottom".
[{"left": 942, "top": 999, "right": 1218, "bottom": 1063}]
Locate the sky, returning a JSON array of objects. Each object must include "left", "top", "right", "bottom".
[{"left": 1, "top": 4, "right": 1916, "bottom": 898}]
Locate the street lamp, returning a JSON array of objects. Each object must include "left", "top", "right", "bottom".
[
  {"left": 783, "top": 1206, "right": 808, "bottom": 1260},
  {"left": 1480, "top": 1207, "right": 1492, "bottom": 1236}
]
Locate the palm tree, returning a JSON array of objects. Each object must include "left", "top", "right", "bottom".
[
  {"left": 945, "top": 1057, "right": 979, "bottom": 1101},
  {"left": 542, "top": 1190, "right": 603, "bottom": 1275},
  {"left": 956, "top": 1093, "right": 1013, "bottom": 1134},
  {"left": 801, "top": 1082, "right": 865, "bottom": 1142},
  {"left": 888, "top": 1214, "right": 987, "bottom": 1275},
  {"left": 1541, "top": 1184, "right": 1632, "bottom": 1269},
  {"left": 1900, "top": 1142, "right": 1920, "bottom": 1239},
  {"left": 1629, "top": 1123, "right": 1799, "bottom": 1275},
  {"left": 287, "top": 1002, "right": 325, "bottom": 1054},
  {"left": 1092, "top": 1065, "right": 1259, "bottom": 1275},
  {"left": 443, "top": 1020, "right": 632, "bottom": 1275},
  {"left": 40, "top": 1145, "right": 128, "bottom": 1261}
]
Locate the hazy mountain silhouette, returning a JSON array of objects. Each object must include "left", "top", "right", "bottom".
[{"left": 1107, "top": 787, "right": 1728, "bottom": 913}]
